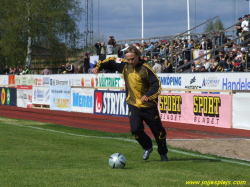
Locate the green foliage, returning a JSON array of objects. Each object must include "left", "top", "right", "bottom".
[
  {"left": 0, "top": 117, "right": 249, "bottom": 187},
  {"left": 204, "top": 18, "right": 225, "bottom": 32},
  {"left": 0, "top": 0, "right": 83, "bottom": 67}
]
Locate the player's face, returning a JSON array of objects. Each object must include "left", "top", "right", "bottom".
[{"left": 126, "top": 52, "right": 139, "bottom": 67}]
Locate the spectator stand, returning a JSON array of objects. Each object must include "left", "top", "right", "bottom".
[{"left": 176, "top": 31, "right": 250, "bottom": 73}]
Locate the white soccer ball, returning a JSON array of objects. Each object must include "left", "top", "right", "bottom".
[{"left": 109, "top": 153, "right": 126, "bottom": 169}]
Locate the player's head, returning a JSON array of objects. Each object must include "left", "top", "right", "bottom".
[{"left": 125, "top": 46, "right": 141, "bottom": 67}]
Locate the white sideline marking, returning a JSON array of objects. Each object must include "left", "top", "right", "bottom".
[{"left": 6, "top": 123, "right": 250, "bottom": 167}]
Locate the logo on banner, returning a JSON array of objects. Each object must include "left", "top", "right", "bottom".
[
  {"left": 81, "top": 78, "right": 85, "bottom": 86},
  {"left": 7, "top": 89, "right": 10, "bottom": 105},
  {"left": 95, "top": 92, "right": 103, "bottom": 113},
  {"left": 193, "top": 96, "right": 221, "bottom": 124},
  {"left": 53, "top": 98, "right": 70, "bottom": 108},
  {"left": 159, "top": 94, "right": 182, "bottom": 121},
  {"left": 185, "top": 77, "right": 201, "bottom": 89},
  {"left": 73, "top": 93, "right": 93, "bottom": 108},
  {"left": 1, "top": 88, "right": 5, "bottom": 105},
  {"left": 202, "top": 78, "right": 220, "bottom": 88}
]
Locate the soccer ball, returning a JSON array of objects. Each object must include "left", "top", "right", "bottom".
[{"left": 109, "top": 153, "right": 126, "bottom": 169}]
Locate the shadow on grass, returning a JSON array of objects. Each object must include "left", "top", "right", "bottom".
[
  {"left": 169, "top": 157, "right": 221, "bottom": 162},
  {"left": 145, "top": 158, "right": 221, "bottom": 162}
]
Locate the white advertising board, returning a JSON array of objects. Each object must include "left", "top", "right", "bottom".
[
  {"left": 17, "top": 85, "right": 33, "bottom": 108},
  {"left": 32, "top": 86, "right": 50, "bottom": 105},
  {"left": 232, "top": 92, "right": 250, "bottom": 130},
  {"left": 50, "top": 86, "right": 71, "bottom": 111},
  {"left": 97, "top": 73, "right": 125, "bottom": 88},
  {"left": 71, "top": 88, "right": 94, "bottom": 113},
  {"left": 0, "top": 75, "right": 9, "bottom": 85}
]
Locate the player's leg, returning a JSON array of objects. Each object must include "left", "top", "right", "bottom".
[
  {"left": 143, "top": 107, "right": 168, "bottom": 160},
  {"left": 128, "top": 105, "right": 153, "bottom": 159}
]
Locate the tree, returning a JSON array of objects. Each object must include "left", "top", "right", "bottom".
[
  {"left": 0, "top": 0, "right": 83, "bottom": 68},
  {"left": 204, "top": 18, "right": 225, "bottom": 33}
]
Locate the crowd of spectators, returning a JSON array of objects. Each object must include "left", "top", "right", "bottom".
[
  {"left": 2, "top": 15, "right": 250, "bottom": 75},
  {"left": 0, "top": 65, "right": 30, "bottom": 75}
]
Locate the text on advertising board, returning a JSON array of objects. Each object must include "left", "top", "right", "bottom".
[
  {"left": 94, "top": 91, "right": 128, "bottom": 116},
  {"left": 73, "top": 93, "right": 93, "bottom": 108},
  {"left": 159, "top": 95, "right": 182, "bottom": 113},
  {"left": 158, "top": 76, "right": 181, "bottom": 86}
]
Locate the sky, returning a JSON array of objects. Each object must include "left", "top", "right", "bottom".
[{"left": 79, "top": 0, "right": 250, "bottom": 43}]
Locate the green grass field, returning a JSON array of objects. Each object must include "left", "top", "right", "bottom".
[{"left": 0, "top": 117, "right": 249, "bottom": 187}]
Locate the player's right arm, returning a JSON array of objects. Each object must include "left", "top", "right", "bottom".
[{"left": 92, "top": 57, "right": 128, "bottom": 74}]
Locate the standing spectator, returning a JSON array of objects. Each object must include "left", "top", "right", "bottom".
[
  {"left": 19, "top": 67, "right": 25, "bottom": 75},
  {"left": 66, "top": 62, "right": 74, "bottom": 74},
  {"left": 241, "top": 15, "right": 249, "bottom": 46},
  {"left": 216, "top": 32, "right": 227, "bottom": 47},
  {"left": 94, "top": 41, "right": 101, "bottom": 57},
  {"left": 235, "top": 17, "right": 243, "bottom": 44},
  {"left": 3, "top": 65, "right": 9, "bottom": 74},
  {"left": 120, "top": 44, "right": 129, "bottom": 58},
  {"left": 117, "top": 44, "right": 125, "bottom": 58},
  {"left": 77, "top": 66, "right": 84, "bottom": 73},
  {"left": 9, "top": 67, "right": 14, "bottom": 75},
  {"left": 100, "top": 42, "right": 106, "bottom": 61},
  {"left": 152, "top": 59, "right": 162, "bottom": 73},
  {"left": 24, "top": 66, "right": 30, "bottom": 74},
  {"left": 0, "top": 66, "right": 3, "bottom": 74},
  {"left": 83, "top": 53, "right": 90, "bottom": 73},
  {"left": 14, "top": 67, "right": 19, "bottom": 75},
  {"left": 42, "top": 66, "right": 51, "bottom": 75},
  {"left": 182, "top": 40, "right": 190, "bottom": 60},
  {"left": 107, "top": 36, "right": 116, "bottom": 55}
]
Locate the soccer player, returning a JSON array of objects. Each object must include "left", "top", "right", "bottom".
[{"left": 91, "top": 46, "right": 168, "bottom": 161}]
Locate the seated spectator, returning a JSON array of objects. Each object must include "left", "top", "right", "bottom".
[
  {"left": 228, "top": 51, "right": 237, "bottom": 61},
  {"left": 195, "top": 65, "right": 201, "bottom": 72},
  {"left": 215, "top": 65, "right": 224, "bottom": 72},
  {"left": 232, "top": 62, "right": 244, "bottom": 72},
  {"left": 180, "top": 59, "right": 191, "bottom": 72},
  {"left": 210, "top": 62, "right": 218, "bottom": 72},
  {"left": 235, "top": 49, "right": 243, "bottom": 62},
  {"left": 203, "top": 59, "right": 210, "bottom": 71},
  {"left": 200, "top": 66, "right": 207, "bottom": 72},
  {"left": 162, "top": 59, "right": 173, "bottom": 73},
  {"left": 218, "top": 51, "right": 229, "bottom": 69}
]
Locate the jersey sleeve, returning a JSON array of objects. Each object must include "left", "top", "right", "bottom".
[{"left": 143, "top": 64, "right": 162, "bottom": 101}]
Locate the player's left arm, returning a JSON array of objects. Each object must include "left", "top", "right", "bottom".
[{"left": 143, "top": 65, "right": 162, "bottom": 101}]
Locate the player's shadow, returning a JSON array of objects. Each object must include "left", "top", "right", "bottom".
[{"left": 165, "top": 157, "right": 221, "bottom": 162}]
